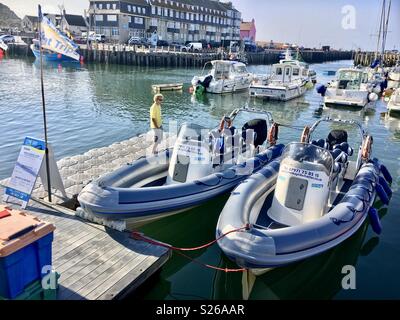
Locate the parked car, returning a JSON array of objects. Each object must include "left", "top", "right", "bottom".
[
  {"left": 156, "top": 40, "right": 169, "bottom": 47},
  {"left": 128, "top": 36, "right": 141, "bottom": 45},
  {"left": 82, "top": 32, "right": 106, "bottom": 43},
  {"left": 0, "top": 35, "right": 15, "bottom": 44},
  {"left": 181, "top": 42, "right": 202, "bottom": 52}
]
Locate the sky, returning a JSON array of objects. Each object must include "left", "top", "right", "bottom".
[{"left": 1, "top": 0, "right": 399, "bottom": 51}]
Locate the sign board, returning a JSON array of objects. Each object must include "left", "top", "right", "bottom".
[{"left": 4, "top": 137, "right": 66, "bottom": 208}]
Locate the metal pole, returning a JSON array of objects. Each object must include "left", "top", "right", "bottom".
[{"left": 38, "top": 5, "right": 52, "bottom": 202}]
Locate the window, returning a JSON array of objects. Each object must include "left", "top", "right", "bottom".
[
  {"left": 150, "top": 18, "right": 158, "bottom": 26},
  {"left": 157, "top": 7, "right": 162, "bottom": 15},
  {"left": 107, "top": 4, "right": 110, "bottom": 9},
  {"left": 112, "top": 28, "right": 119, "bottom": 36},
  {"left": 95, "top": 15, "right": 103, "bottom": 21},
  {"left": 107, "top": 15, "right": 117, "bottom": 21},
  {"left": 134, "top": 17, "right": 144, "bottom": 24},
  {"left": 128, "top": 5, "right": 131, "bottom": 11},
  {"left": 170, "top": 10, "right": 174, "bottom": 17},
  {"left": 164, "top": 9, "right": 168, "bottom": 16},
  {"left": 293, "top": 68, "right": 300, "bottom": 76},
  {"left": 113, "top": 3, "right": 116, "bottom": 10},
  {"left": 285, "top": 68, "right": 290, "bottom": 76},
  {"left": 276, "top": 67, "right": 282, "bottom": 75},
  {"left": 152, "top": 6, "right": 156, "bottom": 14},
  {"left": 98, "top": 4, "right": 103, "bottom": 9},
  {"left": 132, "top": 6, "right": 136, "bottom": 13},
  {"left": 142, "top": 8, "right": 146, "bottom": 14}
]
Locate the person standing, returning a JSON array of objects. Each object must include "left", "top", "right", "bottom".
[{"left": 150, "top": 93, "right": 164, "bottom": 154}]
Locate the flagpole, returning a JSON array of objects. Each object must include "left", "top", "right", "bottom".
[{"left": 38, "top": 5, "right": 52, "bottom": 203}]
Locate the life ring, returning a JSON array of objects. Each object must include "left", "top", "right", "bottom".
[
  {"left": 362, "top": 135, "right": 373, "bottom": 160},
  {"left": 300, "top": 126, "right": 310, "bottom": 143},
  {"left": 268, "top": 123, "right": 279, "bottom": 146}
]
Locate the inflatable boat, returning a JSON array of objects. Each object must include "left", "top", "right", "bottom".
[
  {"left": 78, "top": 108, "right": 285, "bottom": 225},
  {"left": 217, "top": 118, "right": 392, "bottom": 269}
]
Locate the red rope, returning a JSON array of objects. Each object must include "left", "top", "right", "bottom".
[{"left": 131, "top": 224, "right": 250, "bottom": 273}]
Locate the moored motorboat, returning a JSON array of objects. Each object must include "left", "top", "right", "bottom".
[
  {"left": 192, "top": 60, "right": 254, "bottom": 94},
  {"left": 216, "top": 118, "right": 392, "bottom": 270},
  {"left": 388, "top": 88, "right": 400, "bottom": 115},
  {"left": 78, "top": 108, "right": 285, "bottom": 225},
  {"left": 249, "top": 49, "right": 312, "bottom": 101},
  {"left": 317, "top": 68, "right": 379, "bottom": 109}
]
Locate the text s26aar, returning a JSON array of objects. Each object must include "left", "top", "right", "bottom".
[{"left": 155, "top": 304, "right": 245, "bottom": 317}]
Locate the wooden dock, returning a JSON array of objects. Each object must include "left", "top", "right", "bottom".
[
  {"left": 0, "top": 198, "right": 170, "bottom": 300},
  {"left": 0, "top": 133, "right": 176, "bottom": 300}
]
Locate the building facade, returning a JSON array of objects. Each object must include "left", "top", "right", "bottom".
[
  {"left": 240, "top": 18, "right": 256, "bottom": 43},
  {"left": 88, "top": 0, "right": 242, "bottom": 44}
]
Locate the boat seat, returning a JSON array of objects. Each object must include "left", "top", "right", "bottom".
[
  {"left": 311, "top": 139, "right": 329, "bottom": 149},
  {"left": 333, "top": 142, "right": 353, "bottom": 156},
  {"left": 327, "top": 130, "right": 348, "bottom": 150}
]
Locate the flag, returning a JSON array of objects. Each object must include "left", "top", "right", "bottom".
[{"left": 38, "top": 5, "right": 80, "bottom": 61}]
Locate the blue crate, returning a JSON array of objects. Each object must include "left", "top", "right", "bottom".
[{"left": 0, "top": 232, "right": 54, "bottom": 299}]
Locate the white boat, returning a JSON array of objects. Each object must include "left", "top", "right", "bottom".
[
  {"left": 388, "top": 64, "right": 400, "bottom": 89},
  {"left": 249, "top": 50, "right": 311, "bottom": 101},
  {"left": 323, "top": 68, "right": 378, "bottom": 109},
  {"left": 192, "top": 60, "right": 254, "bottom": 94},
  {"left": 388, "top": 88, "right": 400, "bottom": 115},
  {"left": 0, "top": 40, "right": 8, "bottom": 52}
]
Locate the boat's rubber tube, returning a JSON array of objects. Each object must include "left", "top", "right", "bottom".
[
  {"left": 216, "top": 161, "right": 381, "bottom": 269},
  {"left": 78, "top": 145, "right": 284, "bottom": 220}
]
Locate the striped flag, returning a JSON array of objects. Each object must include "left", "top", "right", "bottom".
[{"left": 38, "top": 5, "right": 80, "bottom": 61}]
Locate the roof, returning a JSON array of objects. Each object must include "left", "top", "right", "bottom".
[
  {"left": 64, "top": 14, "right": 87, "bottom": 27},
  {"left": 240, "top": 22, "right": 253, "bottom": 31},
  {"left": 147, "top": 0, "right": 239, "bottom": 17},
  {"left": 123, "top": 0, "right": 150, "bottom": 6},
  {"left": 211, "top": 60, "right": 246, "bottom": 66}
]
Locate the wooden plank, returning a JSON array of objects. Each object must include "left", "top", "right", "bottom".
[
  {"left": 83, "top": 250, "right": 154, "bottom": 300},
  {"left": 58, "top": 242, "right": 126, "bottom": 285},
  {"left": 57, "top": 247, "right": 134, "bottom": 300},
  {"left": 54, "top": 232, "right": 111, "bottom": 272},
  {"left": 53, "top": 231, "right": 102, "bottom": 261},
  {"left": 99, "top": 249, "right": 170, "bottom": 300}
]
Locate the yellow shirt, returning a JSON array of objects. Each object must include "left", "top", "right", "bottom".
[{"left": 150, "top": 103, "right": 162, "bottom": 129}]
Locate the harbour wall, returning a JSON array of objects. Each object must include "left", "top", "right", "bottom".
[
  {"left": 354, "top": 51, "right": 399, "bottom": 67},
  {"left": 6, "top": 43, "right": 354, "bottom": 67}
]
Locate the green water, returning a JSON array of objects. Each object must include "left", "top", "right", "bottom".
[{"left": 0, "top": 57, "right": 399, "bottom": 299}]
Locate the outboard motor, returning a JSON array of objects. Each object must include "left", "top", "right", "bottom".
[
  {"left": 166, "top": 123, "right": 213, "bottom": 185},
  {"left": 268, "top": 143, "right": 334, "bottom": 226}
]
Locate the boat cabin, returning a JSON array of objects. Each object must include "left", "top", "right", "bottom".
[
  {"left": 208, "top": 60, "right": 249, "bottom": 80},
  {"left": 335, "top": 69, "right": 369, "bottom": 90},
  {"left": 270, "top": 61, "right": 308, "bottom": 83}
]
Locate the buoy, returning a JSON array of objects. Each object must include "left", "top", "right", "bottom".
[
  {"left": 57, "top": 53, "right": 62, "bottom": 59},
  {"left": 306, "top": 81, "right": 314, "bottom": 90},
  {"left": 380, "top": 164, "right": 393, "bottom": 184},
  {"left": 316, "top": 84, "right": 327, "bottom": 97},
  {"left": 368, "top": 208, "right": 382, "bottom": 235},
  {"left": 379, "top": 176, "right": 392, "bottom": 197},
  {"left": 376, "top": 184, "right": 390, "bottom": 205}
]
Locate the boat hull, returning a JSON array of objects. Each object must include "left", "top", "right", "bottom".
[
  {"left": 217, "top": 161, "right": 382, "bottom": 269},
  {"left": 78, "top": 145, "right": 285, "bottom": 221},
  {"left": 249, "top": 81, "right": 307, "bottom": 101},
  {"left": 30, "top": 44, "right": 78, "bottom": 62}
]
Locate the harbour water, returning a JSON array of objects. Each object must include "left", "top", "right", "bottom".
[{"left": 0, "top": 57, "right": 399, "bottom": 299}]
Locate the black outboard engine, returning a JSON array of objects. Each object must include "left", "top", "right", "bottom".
[
  {"left": 327, "top": 130, "right": 348, "bottom": 150},
  {"left": 242, "top": 119, "right": 268, "bottom": 148}
]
